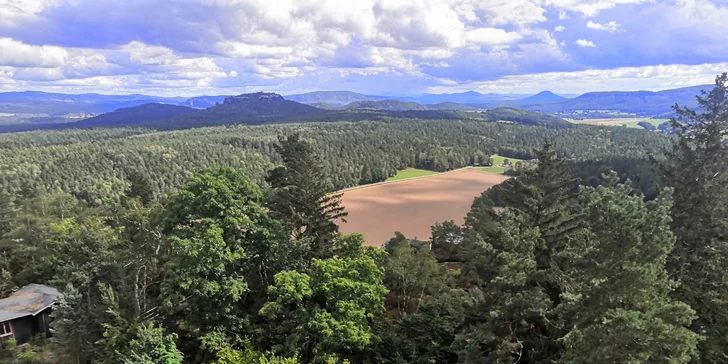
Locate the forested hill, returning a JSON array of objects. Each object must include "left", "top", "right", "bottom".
[
  {"left": 342, "top": 100, "right": 430, "bottom": 111},
  {"left": 73, "top": 103, "right": 196, "bottom": 127},
  {"left": 285, "top": 91, "right": 387, "bottom": 106},
  {"left": 1, "top": 78, "right": 726, "bottom": 364},
  {"left": 484, "top": 107, "right": 570, "bottom": 127},
  {"left": 0, "top": 93, "right": 569, "bottom": 132},
  {"left": 0, "top": 118, "right": 666, "bottom": 204},
  {"left": 521, "top": 84, "right": 709, "bottom": 116}
]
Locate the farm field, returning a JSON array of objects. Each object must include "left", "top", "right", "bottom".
[
  {"left": 566, "top": 117, "right": 649, "bottom": 126},
  {"left": 567, "top": 117, "right": 668, "bottom": 129},
  {"left": 386, "top": 168, "right": 440, "bottom": 181},
  {"left": 338, "top": 169, "right": 509, "bottom": 246}
]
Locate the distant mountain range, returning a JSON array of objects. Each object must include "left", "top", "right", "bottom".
[
  {"left": 517, "top": 91, "right": 567, "bottom": 104},
  {"left": 78, "top": 103, "right": 197, "bottom": 127},
  {"left": 0, "top": 93, "right": 569, "bottom": 133},
  {"left": 342, "top": 100, "right": 430, "bottom": 111},
  {"left": 286, "top": 91, "right": 389, "bottom": 107},
  {"left": 521, "top": 85, "right": 707, "bottom": 117},
  {"left": 0, "top": 84, "right": 711, "bottom": 122},
  {"left": 0, "top": 91, "right": 185, "bottom": 115}
]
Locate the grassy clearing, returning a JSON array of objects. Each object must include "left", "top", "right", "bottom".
[
  {"left": 490, "top": 155, "right": 526, "bottom": 165},
  {"left": 623, "top": 118, "right": 669, "bottom": 129},
  {"left": 567, "top": 117, "right": 648, "bottom": 126},
  {"left": 386, "top": 168, "right": 440, "bottom": 181},
  {"left": 473, "top": 166, "right": 506, "bottom": 174},
  {"left": 473, "top": 155, "right": 528, "bottom": 175}
]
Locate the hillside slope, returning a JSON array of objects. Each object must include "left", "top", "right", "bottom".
[
  {"left": 0, "top": 91, "right": 184, "bottom": 115},
  {"left": 159, "top": 92, "right": 325, "bottom": 128},
  {"left": 524, "top": 85, "right": 708, "bottom": 116},
  {"left": 286, "top": 91, "right": 386, "bottom": 106},
  {"left": 343, "top": 100, "right": 429, "bottom": 111},
  {"left": 517, "top": 91, "right": 567, "bottom": 103},
  {"left": 484, "top": 107, "right": 570, "bottom": 127},
  {"left": 74, "top": 103, "right": 197, "bottom": 127}
]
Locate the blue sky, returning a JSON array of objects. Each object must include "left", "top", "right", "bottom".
[{"left": 1, "top": 0, "right": 727, "bottom": 96}]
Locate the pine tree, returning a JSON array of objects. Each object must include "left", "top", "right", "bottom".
[
  {"left": 476, "top": 143, "right": 582, "bottom": 361},
  {"left": 659, "top": 73, "right": 728, "bottom": 362},
  {"left": 125, "top": 169, "right": 155, "bottom": 205},
  {"left": 266, "top": 134, "right": 348, "bottom": 259},
  {"left": 499, "top": 143, "right": 581, "bottom": 253},
  {"left": 51, "top": 285, "right": 94, "bottom": 364},
  {"left": 560, "top": 174, "right": 699, "bottom": 363},
  {"left": 453, "top": 211, "right": 554, "bottom": 363}
]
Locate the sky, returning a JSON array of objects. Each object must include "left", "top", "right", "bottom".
[{"left": 1, "top": 0, "right": 727, "bottom": 97}]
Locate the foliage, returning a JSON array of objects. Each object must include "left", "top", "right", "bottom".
[
  {"left": 50, "top": 285, "right": 93, "bottom": 364},
  {"left": 260, "top": 234, "right": 387, "bottom": 363},
  {"left": 0, "top": 81, "right": 725, "bottom": 364},
  {"left": 659, "top": 73, "right": 728, "bottom": 363},
  {"left": 267, "top": 134, "right": 347, "bottom": 259},
  {"left": 383, "top": 232, "right": 448, "bottom": 317},
  {"left": 122, "top": 323, "right": 184, "bottom": 364},
  {"left": 559, "top": 174, "right": 699, "bottom": 363},
  {"left": 160, "top": 167, "right": 290, "bottom": 347},
  {"left": 0, "top": 118, "right": 670, "bottom": 204},
  {"left": 453, "top": 210, "right": 553, "bottom": 362}
]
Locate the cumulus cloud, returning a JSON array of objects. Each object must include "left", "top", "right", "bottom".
[
  {"left": 545, "top": 0, "right": 649, "bottom": 17},
  {"left": 0, "top": 0, "right": 725, "bottom": 95},
  {"left": 465, "top": 28, "right": 523, "bottom": 45},
  {"left": 0, "top": 37, "right": 67, "bottom": 68},
  {"left": 575, "top": 39, "right": 597, "bottom": 47},
  {"left": 587, "top": 21, "right": 623, "bottom": 33},
  {"left": 425, "top": 62, "right": 728, "bottom": 94}
]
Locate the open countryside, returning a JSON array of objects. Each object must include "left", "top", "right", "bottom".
[
  {"left": 566, "top": 117, "right": 668, "bottom": 128},
  {"left": 339, "top": 169, "right": 509, "bottom": 246},
  {"left": 1, "top": 1, "right": 727, "bottom": 361}
]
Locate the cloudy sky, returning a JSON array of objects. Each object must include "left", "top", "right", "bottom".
[{"left": 1, "top": 0, "right": 727, "bottom": 96}]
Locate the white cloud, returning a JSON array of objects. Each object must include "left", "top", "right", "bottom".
[
  {"left": 425, "top": 62, "right": 728, "bottom": 94},
  {"left": 0, "top": 37, "right": 67, "bottom": 68},
  {"left": 575, "top": 39, "right": 597, "bottom": 47},
  {"left": 455, "top": 0, "right": 547, "bottom": 26},
  {"left": 0, "top": 0, "right": 54, "bottom": 27},
  {"left": 545, "top": 0, "right": 649, "bottom": 17},
  {"left": 587, "top": 20, "right": 623, "bottom": 33},
  {"left": 465, "top": 28, "right": 522, "bottom": 45},
  {"left": 0, "top": 0, "right": 725, "bottom": 96}
]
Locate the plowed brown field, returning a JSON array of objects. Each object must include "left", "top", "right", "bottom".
[{"left": 338, "top": 169, "right": 509, "bottom": 247}]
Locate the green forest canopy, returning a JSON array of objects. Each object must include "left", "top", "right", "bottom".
[{"left": 0, "top": 74, "right": 727, "bottom": 364}]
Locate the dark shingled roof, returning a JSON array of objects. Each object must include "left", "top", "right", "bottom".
[{"left": 0, "top": 284, "right": 59, "bottom": 322}]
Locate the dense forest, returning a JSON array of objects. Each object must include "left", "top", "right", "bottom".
[
  {"left": 0, "top": 74, "right": 726, "bottom": 364},
  {"left": 0, "top": 118, "right": 667, "bottom": 205}
]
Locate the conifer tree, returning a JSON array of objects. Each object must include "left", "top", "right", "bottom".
[
  {"left": 659, "top": 73, "right": 728, "bottom": 362},
  {"left": 499, "top": 143, "right": 581, "bottom": 252},
  {"left": 267, "top": 133, "right": 348, "bottom": 259},
  {"left": 560, "top": 174, "right": 699, "bottom": 363},
  {"left": 467, "top": 143, "right": 582, "bottom": 361},
  {"left": 454, "top": 211, "right": 554, "bottom": 363}
]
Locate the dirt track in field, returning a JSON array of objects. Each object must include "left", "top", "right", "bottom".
[{"left": 338, "top": 169, "right": 509, "bottom": 247}]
